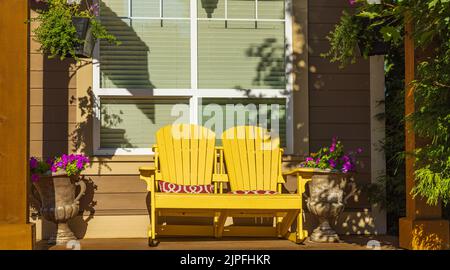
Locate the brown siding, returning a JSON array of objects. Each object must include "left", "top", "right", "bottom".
[{"left": 308, "top": 0, "right": 372, "bottom": 211}]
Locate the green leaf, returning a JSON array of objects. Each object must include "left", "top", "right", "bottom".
[
  {"left": 428, "top": 0, "right": 439, "bottom": 9},
  {"left": 357, "top": 11, "right": 379, "bottom": 19},
  {"left": 380, "top": 26, "right": 401, "bottom": 43}
]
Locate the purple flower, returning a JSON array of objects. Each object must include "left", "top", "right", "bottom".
[
  {"left": 305, "top": 157, "right": 314, "bottom": 162},
  {"left": 329, "top": 159, "right": 336, "bottom": 168},
  {"left": 76, "top": 160, "right": 84, "bottom": 170},
  {"left": 51, "top": 165, "right": 57, "bottom": 172},
  {"left": 89, "top": 2, "right": 100, "bottom": 17},
  {"left": 61, "top": 154, "right": 69, "bottom": 166},
  {"left": 31, "top": 174, "right": 39, "bottom": 182},
  {"left": 315, "top": 158, "right": 320, "bottom": 164},
  {"left": 46, "top": 157, "right": 54, "bottom": 165},
  {"left": 341, "top": 155, "right": 350, "bottom": 162},
  {"left": 342, "top": 161, "right": 354, "bottom": 173},
  {"left": 30, "top": 157, "right": 38, "bottom": 169}
]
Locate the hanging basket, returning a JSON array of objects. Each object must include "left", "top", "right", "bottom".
[{"left": 72, "top": 17, "right": 95, "bottom": 58}]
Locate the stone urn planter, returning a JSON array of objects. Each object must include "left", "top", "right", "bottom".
[
  {"left": 306, "top": 169, "right": 357, "bottom": 243},
  {"left": 33, "top": 172, "right": 86, "bottom": 245}
]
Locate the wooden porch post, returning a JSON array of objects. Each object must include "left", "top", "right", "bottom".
[
  {"left": 0, "top": 0, "right": 35, "bottom": 249},
  {"left": 398, "top": 20, "right": 450, "bottom": 250}
]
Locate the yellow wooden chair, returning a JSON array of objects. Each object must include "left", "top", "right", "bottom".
[
  {"left": 221, "top": 125, "right": 309, "bottom": 243},
  {"left": 139, "top": 124, "right": 309, "bottom": 246},
  {"left": 139, "top": 124, "right": 225, "bottom": 246}
]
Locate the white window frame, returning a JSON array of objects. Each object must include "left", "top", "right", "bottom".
[{"left": 92, "top": 0, "right": 294, "bottom": 155}]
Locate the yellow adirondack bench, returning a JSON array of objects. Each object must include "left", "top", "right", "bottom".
[{"left": 139, "top": 124, "right": 309, "bottom": 246}]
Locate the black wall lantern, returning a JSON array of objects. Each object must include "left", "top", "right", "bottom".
[{"left": 201, "top": 0, "right": 219, "bottom": 18}]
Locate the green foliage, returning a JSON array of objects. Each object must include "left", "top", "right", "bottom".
[
  {"left": 323, "top": 0, "right": 403, "bottom": 68},
  {"left": 32, "top": 0, "right": 118, "bottom": 60},
  {"left": 324, "top": 0, "right": 450, "bottom": 206},
  {"left": 410, "top": 44, "right": 450, "bottom": 205},
  {"left": 321, "top": 11, "right": 362, "bottom": 68}
]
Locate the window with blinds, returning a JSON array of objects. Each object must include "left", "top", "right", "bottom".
[
  {"left": 199, "top": 98, "right": 287, "bottom": 146},
  {"left": 97, "top": 0, "right": 289, "bottom": 151},
  {"left": 198, "top": 20, "right": 285, "bottom": 89},
  {"left": 99, "top": 0, "right": 191, "bottom": 89},
  {"left": 100, "top": 98, "right": 189, "bottom": 148}
]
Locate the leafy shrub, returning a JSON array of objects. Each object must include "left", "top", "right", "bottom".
[{"left": 32, "top": 0, "right": 118, "bottom": 60}]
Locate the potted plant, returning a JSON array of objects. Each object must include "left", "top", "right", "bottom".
[
  {"left": 32, "top": 0, "right": 118, "bottom": 60},
  {"left": 299, "top": 137, "right": 362, "bottom": 243},
  {"left": 322, "top": 10, "right": 390, "bottom": 67},
  {"left": 30, "top": 154, "right": 90, "bottom": 245}
]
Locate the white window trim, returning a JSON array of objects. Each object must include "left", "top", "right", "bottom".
[{"left": 92, "top": 0, "right": 294, "bottom": 156}]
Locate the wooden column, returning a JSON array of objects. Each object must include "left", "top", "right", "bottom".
[
  {"left": 0, "top": 0, "right": 35, "bottom": 249},
  {"left": 398, "top": 20, "right": 449, "bottom": 250}
]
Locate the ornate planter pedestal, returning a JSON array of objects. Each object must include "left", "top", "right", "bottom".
[
  {"left": 305, "top": 169, "right": 356, "bottom": 243},
  {"left": 32, "top": 173, "right": 86, "bottom": 245}
]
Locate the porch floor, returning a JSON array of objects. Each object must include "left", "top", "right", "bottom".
[{"left": 37, "top": 235, "right": 400, "bottom": 250}]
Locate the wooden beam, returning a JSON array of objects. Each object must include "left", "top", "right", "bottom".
[
  {"left": 399, "top": 19, "right": 449, "bottom": 250},
  {"left": 0, "top": 0, "right": 35, "bottom": 249}
]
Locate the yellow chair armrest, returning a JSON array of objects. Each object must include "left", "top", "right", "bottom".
[
  {"left": 139, "top": 166, "right": 156, "bottom": 192},
  {"left": 282, "top": 168, "right": 314, "bottom": 195},
  {"left": 277, "top": 175, "right": 286, "bottom": 184},
  {"left": 282, "top": 167, "right": 315, "bottom": 176}
]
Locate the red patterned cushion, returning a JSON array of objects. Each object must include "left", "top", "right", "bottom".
[
  {"left": 158, "top": 181, "right": 214, "bottom": 193},
  {"left": 229, "top": 190, "right": 278, "bottom": 195}
]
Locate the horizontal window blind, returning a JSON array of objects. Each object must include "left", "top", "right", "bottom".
[
  {"left": 100, "top": 98, "right": 189, "bottom": 148},
  {"left": 198, "top": 20, "right": 285, "bottom": 89},
  {"left": 199, "top": 98, "right": 287, "bottom": 146},
  {"left": 100, "top": 0, "right": 191, "bottom": 89}
]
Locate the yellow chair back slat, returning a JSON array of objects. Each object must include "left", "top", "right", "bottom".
[
  {"left": 156, "top": 124, "right": 216, "bottom": 185},
  {"left": 221, "top": 126, "right": 282, "bottom": 192}
]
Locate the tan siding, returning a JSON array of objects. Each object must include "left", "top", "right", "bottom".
[
  {"left": 30, "top": 71, "right": 76, "bottom": 89},
  {"left": 30, "top": 106, "right": 77, "bottom": 123},
  {"left": 30, "top": 141, "right": 69, "bottom": 157},
  {"left": 30, "top": 89, "right": 77, "bottom": 106},
  {"left": 30, "top": 53, "right": 77, "bottom": 72},
  {"left": 29, "top": 7, "right": 75, "bottom": 158}
]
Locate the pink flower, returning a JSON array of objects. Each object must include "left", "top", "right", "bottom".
[
  {"left": 305, "top": 157, "right": 314, "bottom": 162},
  {"left": 357, "top": 148, "right": 363, "bottom": 153},
  {"left": 349, "top": 0, "right": 357, "bottom": 5},
  {"left": 330, "top": 137, "right": 337, "bottom": 152},
  {"left": 31, "top": 174, "right": 39, "bottom": 183}
]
